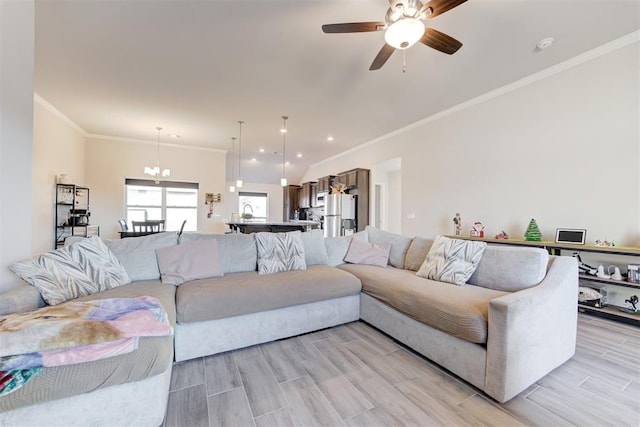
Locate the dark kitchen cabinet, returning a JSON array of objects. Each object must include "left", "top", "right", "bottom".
[
  {"left": 298, "top": 181, "right": 316, "bottom": 209},
  {"left": 283, "top": 185, "right": 300, "bottom": 221},
  {"left": 317, "top": 175, "right": 336, "bottom": 193}
]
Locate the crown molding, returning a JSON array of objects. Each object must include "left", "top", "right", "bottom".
[
  {"left": 86, "top": 134, "right": 228, "bottom": 154},
  {"left": 34, "top": 93, "right": 87, "bottom": 135},
  {"left": 310, "top": 30, "right": 640, "bottom": 168}
]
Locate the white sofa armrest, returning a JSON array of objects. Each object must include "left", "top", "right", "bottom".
[
  {"left": 485, "top": 255, "right": 578, "bottom": 402},
  {"left": 0, "top": 285, "right": 45, "bottom": 316}
]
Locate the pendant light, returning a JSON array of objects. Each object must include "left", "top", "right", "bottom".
[
  {"left": 236, "top": 121, "right": 244, "bottom": 189},
  {"left": 229, "top": 137, "right": 237, "bottom": 193},
  {"left": 144, "top": 126, "right": 170, "bottom": 184},
  {"left": 280, "top": 116, "right": 288, "bottom": 187}
]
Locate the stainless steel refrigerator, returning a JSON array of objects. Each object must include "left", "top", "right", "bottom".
[{"left": 323, "top": 194, "right": 356, "bottom": 237}]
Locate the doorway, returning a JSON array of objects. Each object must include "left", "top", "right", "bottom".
[{"left": 371, "top": 158, "right": 401, "bottom": 233}]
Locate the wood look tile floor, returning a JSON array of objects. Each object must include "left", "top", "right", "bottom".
[{"left": 163, "top": 313, "right": 640, "bottom": 427}]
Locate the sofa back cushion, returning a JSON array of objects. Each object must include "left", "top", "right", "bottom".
[
  {"left": 365, "top": 226, "right": 413, "bottom": 269},
  {"left": 468, "top": 245, "right": 549, "bottom": 291},
  {"left": 300, "top": 229, "right": 329, "bottom": 265},
  {"left": 404, "top": 237, "right": 434, "bottom": 271},
  {"left": 180, "top": 232, "right": 257, "bottom": 273},
  {"left": 104, "top": 232, "right": 177, "bottom": 281}
]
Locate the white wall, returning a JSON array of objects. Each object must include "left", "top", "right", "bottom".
[
  {"left": 0, "top": 0, "right": 34, "bottom": 292},
  {"left": 85, "top": 136, "right": 227, "bottom": 239},
  {"left": 302, "top": 40, "right": 640, "bottom": 246},
  {"left": 32, "top": 96, "right": 86, "bottom": 254}
]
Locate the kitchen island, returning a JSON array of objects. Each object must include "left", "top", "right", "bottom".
[{"left": 227, "top": 220, "right": 321, "bottom": 234}]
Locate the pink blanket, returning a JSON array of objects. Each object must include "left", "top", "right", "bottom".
[{"left": 0, "top": 296, "right": 173, "bottom": 395}]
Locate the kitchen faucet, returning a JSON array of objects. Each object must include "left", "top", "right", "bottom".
[{"left": 242, "top": 204, "right": 254, "bottom": 215}]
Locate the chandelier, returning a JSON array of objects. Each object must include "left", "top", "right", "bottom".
[{"left": 144, "top": 126, "right": 170, "bottom": 184}]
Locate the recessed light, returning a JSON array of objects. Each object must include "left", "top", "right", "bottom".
[
  {"left": 536, "top": 37, "right": 554, "bottom": 50},
  {"left": 166, "top": 133, "right": 180, "bottom": 138},
  {"left": 259, "top": 148, "right": 265, "bottom": 153},
  {"left": 285, "top": 161, "right": 290, "bottom": 166},
  {"left": 280, "top": 128, "right": 287, "bottom": 133},
  {"left": 296, "top": 153, "right": 302, "bottom": 158},
  {"left": 327, "top": 136, "right": 334, "bottom": 142},
  {"left": 251, "top": 158, "right": 257, "bottom": 162}
]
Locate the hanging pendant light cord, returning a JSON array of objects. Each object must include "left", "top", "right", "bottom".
[
  {"left": 237, "top": 121, "right": 244, "bottom": 182},
  {"left": 231, "top": 137, "right": 236, "bottom": 182},
  {"left": 156, "top": 126, "right": 162, "bottom": 168},
  {"left": 282, "top": 116, "right": 288, "bottom": 181}
]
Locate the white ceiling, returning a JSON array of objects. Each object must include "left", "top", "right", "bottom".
[{"left": 35, "top": 0, "right": 640, "bottom": 184}]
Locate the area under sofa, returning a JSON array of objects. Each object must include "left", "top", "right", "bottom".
[{"left": 0, "top": 227, "right": 578, "bottom": 425}]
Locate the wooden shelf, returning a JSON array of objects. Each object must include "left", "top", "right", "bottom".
[
  {"left": 578, "top": 303, "right": 640, "bottom": 326},
  {"left": 448, "top": 235, "right": 640, "bottom": 256},
  {"left": 579, "top": 274, "right": 640, "bottom": 289}
]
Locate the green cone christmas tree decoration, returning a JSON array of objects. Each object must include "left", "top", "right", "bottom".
[{"left": 524, "top": 218, "right": 543, "bottom": 241}]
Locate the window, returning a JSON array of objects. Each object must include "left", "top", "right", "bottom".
[
  {"left": 125, "top": 179, "right": 198, "bottom": 231},
  {"left": 238, "top": 192, "right": 268, "bottom": 220}
]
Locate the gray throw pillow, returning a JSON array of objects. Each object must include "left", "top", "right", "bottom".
[
  {"left": 343, "top": 237, "right": 391, "bottom": 267},
  {"left": 156, "top": 239, "right": 224, "bottom": 286},
  {"left": 300, "top": 229, "right": 329, "bottom": 265},
  {"left": 255, "top": 231, "right": 307, "bottom": 275},
  {"left": 179, "top": 232, "right": 257, "bottom": 273},
  {"left": 324, "top": 230, "right": 369, "bottom": 267},
  {"left": 416, "top": 235, "right": 487, "bottom": 286},
  {"left": 9, "top": 237, "right": 131, "bottom": 305},
  {"left": 366, "top": 226, "right": 413, "bottom": 269}
]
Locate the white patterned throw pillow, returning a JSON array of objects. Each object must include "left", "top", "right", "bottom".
[
  {"left": 9, "top": 237, "right": 131, "bottom": 305},
  {"left": 416, "top": 236, "right": 487, "bottom": 285},
  {"left": 255, "top": 231, "right": 307, "bottom": 275}
]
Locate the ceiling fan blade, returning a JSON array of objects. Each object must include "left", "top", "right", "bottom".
[
  {"left": 419, "top": 27, "right": 462, "bottom": 54},
  {"left": 370, "top": 44, "right": 395, "bottom": 70},
  {"left": 322, "top": 22, "right": 385, "bottom": 33},
  {"left": 421, "top": 0, "right": 468, "bottom": 19}
]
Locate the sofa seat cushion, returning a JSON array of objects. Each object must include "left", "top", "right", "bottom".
[
  {"left": 338, "top": 264, "right": 507, "bottom": 344},
  {"left": 0, "top": 281, "right": 174, "bottom": 413},
  {"left": 176, "top": 265, "right": 362, "bottom": 323}
]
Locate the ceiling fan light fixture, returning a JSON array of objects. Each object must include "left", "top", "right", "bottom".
[{"left": 384, "top": 18, "right": 425, "bottom": 49}]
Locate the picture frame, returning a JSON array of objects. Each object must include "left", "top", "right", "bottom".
[{"left": 555, "top": 228, "right": 586, "bottom": 245}]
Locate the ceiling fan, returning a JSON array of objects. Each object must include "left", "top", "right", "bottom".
[{"left": 322, "top": 0, "right": 468, "bottom": 70}]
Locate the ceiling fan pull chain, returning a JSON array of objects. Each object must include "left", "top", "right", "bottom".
[{"left": 402, "top": 49, "right": 407, "bottom": 73}]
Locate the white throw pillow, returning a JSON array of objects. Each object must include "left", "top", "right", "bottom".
[
  {"left": 343, "top": 237, "right": 391, "bottom": 268},
  {"left": 255, "top": 231, "right": 307, "bottom": 275},
  {"left": 9, "top": 237, "right": 131, "bottom": 305},
  {"left": 416, "top": 236, "right": 487, "bottom": 286},
  {"left": 156, "top": 239, "right": 224, "bottom": 286}
]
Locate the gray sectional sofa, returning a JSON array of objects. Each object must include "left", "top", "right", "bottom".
[{"left": 0, "top": 227, "right": 578, "bottom": 426}]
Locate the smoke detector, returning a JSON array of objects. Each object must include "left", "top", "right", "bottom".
[{"left": 536, "top": 37, "right": 554, "bottom": 50}]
